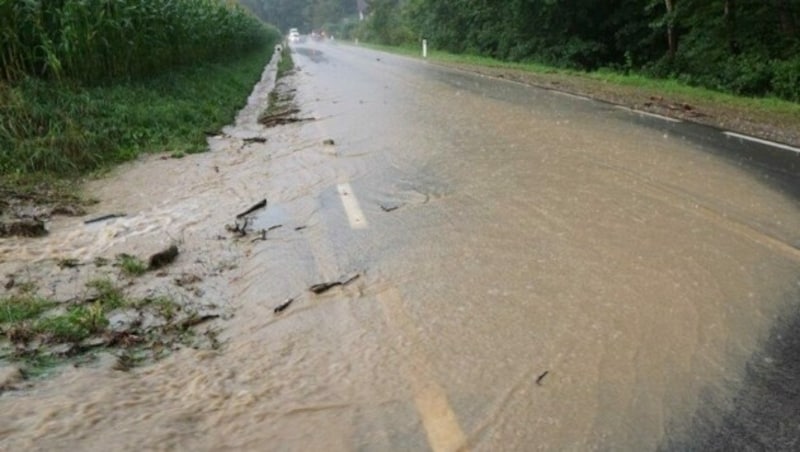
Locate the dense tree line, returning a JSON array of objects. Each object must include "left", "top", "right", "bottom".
[
  {"left": 237, "top": 0, "right": 358, "bottom": 36},
  {"left": 357, "top": 0, "right": 800, "bottom": 100},
  {"left": 237, "top": 0, "right": 799, "bottom": 100}
]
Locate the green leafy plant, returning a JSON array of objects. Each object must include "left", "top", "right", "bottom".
[{"left": 117, "top": 254, "right": 148, "bottom": 277}]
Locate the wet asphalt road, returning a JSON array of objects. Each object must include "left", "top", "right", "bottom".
[
  {"left": 248, "top": 43, "right": 800, "bottom": 450},
  {"left": 2, "top": 41, "right": 799, "bottom": 451},
  {"left": 268, "top": 42, "right": 800, "bottom": 450}
]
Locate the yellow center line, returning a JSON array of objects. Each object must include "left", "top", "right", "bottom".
[{"left": 378, "top": 287, "right": 470, "bottom": 452}]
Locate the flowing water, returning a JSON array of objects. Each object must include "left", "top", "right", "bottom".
[{"left": 1, "top": 43, "right": 799, "bottom": 451}]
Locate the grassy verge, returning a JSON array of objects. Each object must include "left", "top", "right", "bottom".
[
  {"left": 277, "top": 45, "right": 296, "bottom": 78},
  {"left": 360, "top": 42, "right": 800, "bottom": 145},
  {"left": 1, "top": 46, "right": 276, "bottom": 177}
]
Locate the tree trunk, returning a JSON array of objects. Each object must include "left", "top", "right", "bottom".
[
  {"left": 664, "top": 0, "right": 677, "bottom": 59},
  {"left": 724, "top": 0, "right": 739, "bottom": 54},
  {"left": 774, "top": 0, "right": 797, "bottom": 38}
]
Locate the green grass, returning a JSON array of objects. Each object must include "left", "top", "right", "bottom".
[
  {"left": 86, "top": 278, "right": 126, "bottom": 310},
  {"left": 0, "top": 295, "right": 56, "bottom": 324},
  {"left": 0, "top": 277, "right": 192, "bottom": 379},
  {"left": 35, "top": 304, "right": 107, "bottom": 343},
  {"left": 116, "top": 254, "right": 148, "bottom": 277},
  {"left": 135, "top": 296, "right": 180, "bottom": 322},
  {"left": 277, "top": 45, "right": 295, "bottom": 78},
  {"left": 0, "top": 46, "right": 276, "bottom": 176}
]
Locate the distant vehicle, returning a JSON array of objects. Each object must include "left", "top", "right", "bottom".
[{"left": 288, "top": 28, "right": 301, "bottom": 43}]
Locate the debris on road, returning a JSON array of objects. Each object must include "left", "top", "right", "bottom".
[
  {"left": 175, "top": 273, "right": 203, "bottom": 287},
  {"left": 236, "top": 199, "right": 267, "bottom": 218},
  {"left": 179, "top": 314, "right": 220, "bottom": 329},
  {"left": 0, "top": 218, "right": 47, "bottom": 238},
  {"left": 84, "top": 213, "right": 126, "bottom": 225},
  {"left": 536, "top": 370, "right": 550, "bottom": 386},
  {"left": 252, "top": 224, "right": 283, "bottom": 242},
  {"left": 380, "top": 203, "right": 401, "bottom": 212},
  {"left": 243, "top": 137, "right": 268, "bottom": 144},
  {"left": 309, "top": 273, "right": 361, "bottom": 294},
  {"left": 309, "top": 282, "right": 340, "bottom": 294},
  {"left": 259, "top": 108, "right": 314, "bottom": 128},
  {"left": 273, "top": 297, "right": 295, "bottom": 314},
  {"left": 226, "top": 217, "right": 251, "bottom": 237},
  {"left": 148, "top": 245, "right": 179, "bottom": 270},
  {"left": 323, "top": 139, "right": 335, "bottom": 145}
]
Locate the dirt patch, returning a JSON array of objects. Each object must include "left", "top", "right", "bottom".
[
  {"left": 0, "top": 180, "right": 88, "bottom": 238},
  {"left": 435, "top": 62, "right": 800, "bottom": 147}
]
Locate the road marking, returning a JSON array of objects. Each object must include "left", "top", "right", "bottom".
[
  {"left": 379, "top": 287, "right": 469, "bottom": 452},
  {"left": 723, "top": 131, "right": 800, "bottom": 154},
  {"left": 550, "top": 90, "right": 592, "bottom": 101},
  {"left": 614, "top": 105, "right": 682, "bottom": 123},
  {"left": 337, "top": 182, "right": 368, "bottom": 229}
]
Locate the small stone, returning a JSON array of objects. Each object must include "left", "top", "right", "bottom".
[
  {"left": 108, "top": 310, "right": 140, "bottom": 333},
  {"left": 80, "top": 336, "right": 108, "bottom": 348},
  {"left": 92, "top": 352, "right": 121, "bottom": 371},
  {"left": 0, "top": 366, "right": 23, "bottom": 389},
  {"left": 46, "top": 343, "right": 74, "bottom": 357}
]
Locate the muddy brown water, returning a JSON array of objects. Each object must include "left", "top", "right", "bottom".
[{"left": 1, "top": 43, "right": 799, "bottom": 451}]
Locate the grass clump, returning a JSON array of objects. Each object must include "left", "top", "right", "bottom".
[
  {"left": 35, "top": 304, "right": 107, "bottom": 343},
  {"left": 86, "top": 278, "right": 126, "bottom": 310},
  {"left": 0, "top": 295, "right": 55, "bottom": 324},
  {"left": 116, "top": 254, "right": 148, "bottom": 277},
  {"left": 136, "top": 296, "right": 180, "bottom": 322}
]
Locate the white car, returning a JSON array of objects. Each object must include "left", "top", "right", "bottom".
[{"left": 288, "top": 28, "right": 301, "bottom": 43}]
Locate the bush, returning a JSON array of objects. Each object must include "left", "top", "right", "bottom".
[
  {"left": 717, "top": 53, "right": 774, "bottom": 96},
  {"left": 771, "top": 57, "right": 800, "bottom": 102}
]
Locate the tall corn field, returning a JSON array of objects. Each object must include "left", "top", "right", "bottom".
[
  {"left": 0, "top": 0, "right": 277, "bottom": 83},
  {"left": 0, "top": 0, "right": 282, "bottom": 175}
]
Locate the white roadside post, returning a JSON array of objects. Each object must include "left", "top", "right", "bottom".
[{"left": 422, "top": 39, "right": 428, "bottom": 58}]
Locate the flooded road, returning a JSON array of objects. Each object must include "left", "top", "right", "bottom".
[{"left": 2, "top": 42, "right": 800, "bottom": 451}]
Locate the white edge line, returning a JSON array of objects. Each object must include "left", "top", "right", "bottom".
[
  {"left": 614, "top": 105, "right": 682, "bottom": 123},
  {"left": 723, "top": 131, "right": 800, "bottom": 154},
  {"left": 336, "top": 182, "right": 368, "bottom": 229},
  {"left": 550, "top": 90, "right": 592, "bottom": 101}
]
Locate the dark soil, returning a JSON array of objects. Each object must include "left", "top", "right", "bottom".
[{"left": 0, "top": 179, "right": 88, "bottom": 238}]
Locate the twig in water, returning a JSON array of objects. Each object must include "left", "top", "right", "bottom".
[
  {"left": 536, "top": 370, "right": 550, "bottom": 386},
  {"left": 274, "top": 297, "right": 295, "bottom": 314},
  {"left": 251, "top": 224, "right": 283, "bottom": 242},
  {"left": 236, "top": 199, "right": 267, "bottom": 218},
  {"left": 85, "top": 213, "right": 125, "bottom": 224},
  {"left": 309, "top": 273, "right": 361, "bottom": 294},
  {"left": 309, "top": 282, "right": 341, "bottom": 294}
]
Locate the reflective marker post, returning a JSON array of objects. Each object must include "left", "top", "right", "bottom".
[{"left": 422, "top": 39, "right": 428, "bottom": 58}]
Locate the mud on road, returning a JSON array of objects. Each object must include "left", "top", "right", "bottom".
[{"left": 0, "top": 50, "right": 290, "bottom": 389}]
